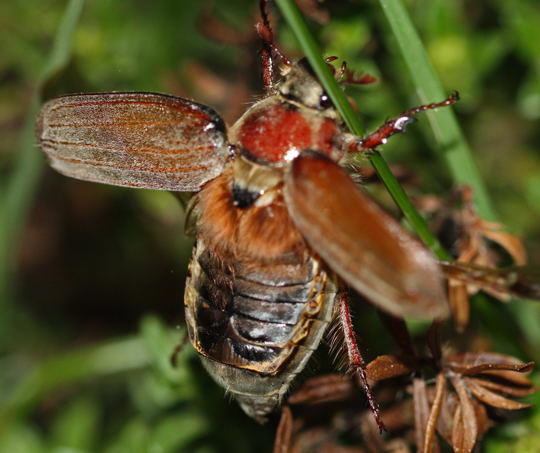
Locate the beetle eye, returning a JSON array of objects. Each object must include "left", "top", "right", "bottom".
[{"left": 319, "top": 92, "right": 332, "bottom": 109}]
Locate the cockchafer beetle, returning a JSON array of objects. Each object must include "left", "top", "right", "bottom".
[{"left": 36, "top": 1, "right": 455, "bottom": 426}]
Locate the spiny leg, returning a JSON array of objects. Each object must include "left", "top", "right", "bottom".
[
  {"left": 335, "top": 59, "right": 377, "bottom": 86},
  {"left": 337, "top": 289, "right": 386, "bottom": 432},
  {"left": 350, "top": 92, "right": 459, "bottom": 152},
  {"left": 256, "top": 0, "right": 291, "bottom": 91}
]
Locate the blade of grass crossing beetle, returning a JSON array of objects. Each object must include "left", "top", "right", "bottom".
[{"left": 274, "top": 0, "right": 451, "bottom": 260}]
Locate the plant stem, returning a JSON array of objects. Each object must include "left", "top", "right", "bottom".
[
  {"left": 274, "top": 0, "right": 451, "bottom": 260},
  {"left": 378, "top": 0, "right": 497, "bottom": 222}
]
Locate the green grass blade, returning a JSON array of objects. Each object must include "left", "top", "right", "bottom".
[
  {"left": 0, "top": 0, "right": 86, "bottom": 318},
  {"left": 274, "top": 0, "right": 365, "bottom": 135},
  {"left": 377, "top": 0, "right": 540, "bottom": 331},
  {"left": 378, "top": 0, "right": 497, "bottom": 221},
  {"left": 0, "top": 336, "right": 148, "bottom": 425},
  {"left": 274, "top": 0, "right": 450, "bottom": 259}
]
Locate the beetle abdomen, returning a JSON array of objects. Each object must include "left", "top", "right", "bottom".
[{"left": 184, "top": 240, "right": 337, "bottom": 422}]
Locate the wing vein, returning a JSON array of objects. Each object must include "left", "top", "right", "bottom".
[
  {"left": 48, "top": 153, "right": 209, "bottom": 174},
  {"left": 47, "top": 120, "right": 195, "bottom": 128},
  {"left": 41, "top": 138, "right": 214, "bottom": 156},
  {"left": 50, "top": 100, "right": 210, "bottom": 118}
]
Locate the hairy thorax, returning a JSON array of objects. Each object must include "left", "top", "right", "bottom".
[{"left": 196, "top": 165, "right": 305, "bottom": 262}]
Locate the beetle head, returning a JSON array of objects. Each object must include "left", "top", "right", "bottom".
[{"left": 279, "top": 58, "right": 334, "bottom": 112}]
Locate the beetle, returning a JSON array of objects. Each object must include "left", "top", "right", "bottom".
[{"left": 35, "top": 5, "right": 454, "bottom": 426}]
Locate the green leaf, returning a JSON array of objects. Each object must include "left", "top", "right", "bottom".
[
  {"left": 147, "top": 413, "right": 208, "bottom": 453},
  {"left": 0, "top": 336, "right": 149, "bottom": 424},
  {"left": 105, "top": 418, "right": 149, "bottom": 453},
  {"left": 50, "top": 397, "right": 101, "bottom": 452},
  {"left": 0, "top": 423, "right": 45, "bottom": 453},
  {"left": 139, "top": 315, "right": 195, "bottom": 385}
]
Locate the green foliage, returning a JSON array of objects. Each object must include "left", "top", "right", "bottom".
[{"left": 0, "top": 0, "right": 539, "bottom": 451}]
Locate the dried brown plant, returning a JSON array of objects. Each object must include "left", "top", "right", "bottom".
[{"left": 274, "top": 318, "right": 535, "bottom": 453}]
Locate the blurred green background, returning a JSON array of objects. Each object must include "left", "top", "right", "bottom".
[{"left": 0, "top": 0, "right": 539, "bottom": 451}]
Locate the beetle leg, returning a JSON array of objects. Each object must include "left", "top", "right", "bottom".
[
  {"left": 170, "top": 330, "right": 190, "bottom": 367},
  {"left": 334, "top": 59, "right": 377, "bottom": 86},
  {"left": 349, "top": 92, "right": 460, "bottom": 153},
  {"left": 256, "top": 0, "right": 291, "bottom": 91},
  {"left": 337, "top": 289, "right": 386, "bottom": 432}
]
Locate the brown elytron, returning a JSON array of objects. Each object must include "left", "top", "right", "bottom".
[
  {"left": 37, "top": 92, "right": 230, "bottom": 191},
  {"left": 36, "top": 49, "right": 453, "bottom": 423}
]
